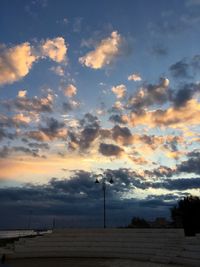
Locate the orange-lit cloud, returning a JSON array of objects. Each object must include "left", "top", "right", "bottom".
[
  {"left": 0, "top": 42, "right": 37, "bottom": 85},
  {"left": 41, "top": 37, "right": 67, "bottom": 63},
  {"left": 79, "top": 31, "right": 122, "bottom": 69},
  {"left": 64, "top": 84, "right": 77, "bottom": 97},
  {"left": 129, "top": 99, "right": 200, "bottom": 128}
]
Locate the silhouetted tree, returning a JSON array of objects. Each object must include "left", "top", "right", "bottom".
[
  {"left": 128, "top": 217, "right": 150, "bottom": 228},
  {"left": 171, "top": 195, "right": 200, "bottom": 236}
]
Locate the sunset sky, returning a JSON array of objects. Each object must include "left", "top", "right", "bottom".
[{"left": 1, "top": 0, "right": 200, "bottom": 228}]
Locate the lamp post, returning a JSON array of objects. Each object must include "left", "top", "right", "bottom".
[{"left": 95, "top": 173, "right": 114, "bottom": 228}]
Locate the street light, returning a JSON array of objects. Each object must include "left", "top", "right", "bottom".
[{"left": 95, "top": 173, "right": 114, "bottom": 228}]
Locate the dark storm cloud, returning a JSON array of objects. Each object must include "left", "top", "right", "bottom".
[
  {"left": 80, "top": 126, "right": 99, "bottom": 150},
  {"left": 0, "top": 114, "right": 28, "bottom": 128},
  {"left": 177, "top": 157, "right": 200, "bottom": 174},
  {"left": 0, "top": 145, "right": 43, "bottom": 158},
  {"left": 169, "top": 55, "right": 200, "bottom": 79},
  {"left": 173, "top": 82, "right": 200, "bottom": 108},
  {"left": 1, "top": 168, "right": 193, "bottom": 228},
  {"left": 109, "top": 114, "right": 128, "bottom": 124},
  {"left": 28, "top": 142, "right": 50, "bottom": 150},
  {"left": 151, "top": 44, "right": 168, "bottom": 56},
  {"left": 0, "top": 127, "right": 15, "bottom": 141},
  {"left": 126, "top": 78, "right": 170, "bottom": 111},
  {"left": 169, "top": 59, "right": 190, "bottom": 78},
  {"left": 99, "top": 143, "right": 123, "bottom": 156},
  {"left": 67, "top": 113, "right": 101, "bottom": 151},
  {"left": 62, "top": 101, "right": 74, "bottom": 112},
  {"left": 152, "top": 178, "right": 200, "bottom": 191},
  {"left": 112, "top": 125, "right": 132, "bottom": 145},
  {"left": 144, "top": 165, "right": 176, "bottom": 178},
  {"left": 1, "top": 94, "right": 53, "bottom": 113},
  {"left": 40, "top": 117, "right": 64, "bottom": 135},
  {"left": 25, "top": 117, "right": 67, "bottom": 142},
  {"left": 80, "top": 113, "right": 100, "bottom": 128}
]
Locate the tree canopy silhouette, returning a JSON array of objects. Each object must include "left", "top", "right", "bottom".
[{"left": 171, "top": 195, "right": 200, "bottom": 236}]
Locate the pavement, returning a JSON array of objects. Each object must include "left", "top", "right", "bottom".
[{"left": 5, "top": 258, "right": 184, "bottom": 267}]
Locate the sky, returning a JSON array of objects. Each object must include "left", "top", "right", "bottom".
[{"left": 1, "top": 0, "right": 200, "bottom": 229}]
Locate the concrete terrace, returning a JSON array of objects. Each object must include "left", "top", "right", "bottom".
[
  {"left": 1, "top": 229, "right": 200, "bottom": 266},
  {"left": 6, "top": 258, "right": 183, "bottom": 267}
]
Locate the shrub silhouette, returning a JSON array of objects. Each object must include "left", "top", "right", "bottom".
[
  {"left": 127, "top": 217, "right": 150, "bottom": 228},
  {"left": 171, "top": 195, "right": 200, "bottom": 236}
]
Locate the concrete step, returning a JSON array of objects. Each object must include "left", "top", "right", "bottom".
[
  {"left": 174, "top": 256, "right": 200, "bottom": 267},
  {"left": 14, "top": 245, "right": 160, "bottom": 255},
  {"left": 183, "top": 244, "right": 200, "bottom": 252},
  {"left": 9, "top": 250, "right": 152, "bottom": 260},
  {"left": 20, "top": 236, "right": 183, "bottom": 243},
  {"left": 15, "top": 241, "right": 165, "bottom": 249}
]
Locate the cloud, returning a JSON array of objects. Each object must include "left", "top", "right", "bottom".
[
  {"left": 112, "top": 125, "right": 133, "bottom": 146},
  {"left": 127, "top": 77, "right": 170, "bottom": 110},
  {"left": 67, "top": 113, "right": 100, "bottom": 151},
  {"left": 50, "top": 66, "right": 65, "bottom": 76},
  {"left": 173, "top": 82, "right": 200, "bottom": 108},
  {"left": 177, "top": 151, "right": 200, "bottom": 174},
  {"left": 41, "top": 37, "right": 67, "bottom": 63},
  {"left": 64, "top": 84, "right": 77, "bottom": 97},
  {"left": 62, "top": 100, "right": 80, "bottom": 112},
  {"left": 153, "top": 178, "right": 200, "bottom": 191},
  {"left": 151, "top": 44, "right": 168, "bottom": 56},
  {"left": 0, "top": 145, "right": 42, "bottom": 158},
  {"left": 129, "top": 99, "right": 200, "bottom": 128},
  {"left": 0, "top": 168, "right": 189, "bottom": 228},
  {"left": 0, "top": 37, "right": 68, "bottom": 85},
  {"left": 0, "top": 113, "right": 31, "bottom": 127},
  {"left": 109, "top": 114, "right": 129, "bottom": 124},
  {"left": 169, "top": 59, "right": 190, "bottom": 79},
  {"left": 99, "top": 143, "right": 124, "bottom": 156},
  {"left": 128, "top": 73, "right": 142, "bottom": 81},
  {"left": 18, "top": 90, "right": 27, "bottom": 98},
  {"left": 111, "top": 84, "right": 126, "bottom": 99},
  {"left": 0, "top": 42, "right": 37, "bottom": 85},
  {"left": 2, "top": 93, "right": 54, "bottom": 113},
  {"left": 186, "top": 0, "right": 200, "bottom": 6},
  {"left": 79, "top": 31, "right": 123, "bottom": 69}
]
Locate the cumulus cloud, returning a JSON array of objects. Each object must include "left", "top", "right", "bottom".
[
  {"left": 177, "top": 151, "right": 200, "bottom": 175},
  {"left": 129, "top": 99, "right": 200, "bottom": 127},
  {"left": 99, "top": 143, "right": 124, "bottom": 156},
  {"left": 169, "top": 59, "right": 190, "bottom": 78},
  {"left": 0, "top": 42, "right": 37, "bottom": 85},
  {"left": 173, "top": 82, "right": 200, "bottom": 108},
  {"left": 0, "top": 113, "right": 30, "bottom": 127},
  {"left": 111, "top": 84, "right": 126, "bottom": 99},
  {"left": 23, "top": 117, "right": 68, "bottom": 142},
  {"left": 62, "top": 100, "right": 80, "bottom": 112},
  {"left": 127, "top": 78, "right": 170, "bottom": 110},
  {"left": 50, "top": 65, "right": 65, "bottom": 76},
  {"left": 40, "top": 37, "right": 67, "bottom": 63},
  {"left": 109, "top": 114, "right": 129, "bottom": 125},
  {"left": 128, "top": 73, "right": 142, "bottom": 81},
  {"left": 18, "top": 90, "right": 27, "bottom": 98},
  {"left": 2, "top": 93, "right": 54, "bottom": 113},
  {"left": 79, "top": 31, "right": 123, "bottom": 69},
  {"left": 0, "top": 37, "right": 68, "bottom": 85},
  {"left": 64, "top": 84, "right": 77, "bottom": 97},
  {"left": 0, "top": 145, "right": 42, "bottom": 158},
  {"left": 112, "top": 125, "right": 133, "bottom": 146}
]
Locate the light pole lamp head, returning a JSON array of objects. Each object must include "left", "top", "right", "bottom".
[
  {"left": 109, "top": 177, "right": 114, "bottom": 184},
  {"left": 95, "top": 178, "right": 100, "bottom": 184}
]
